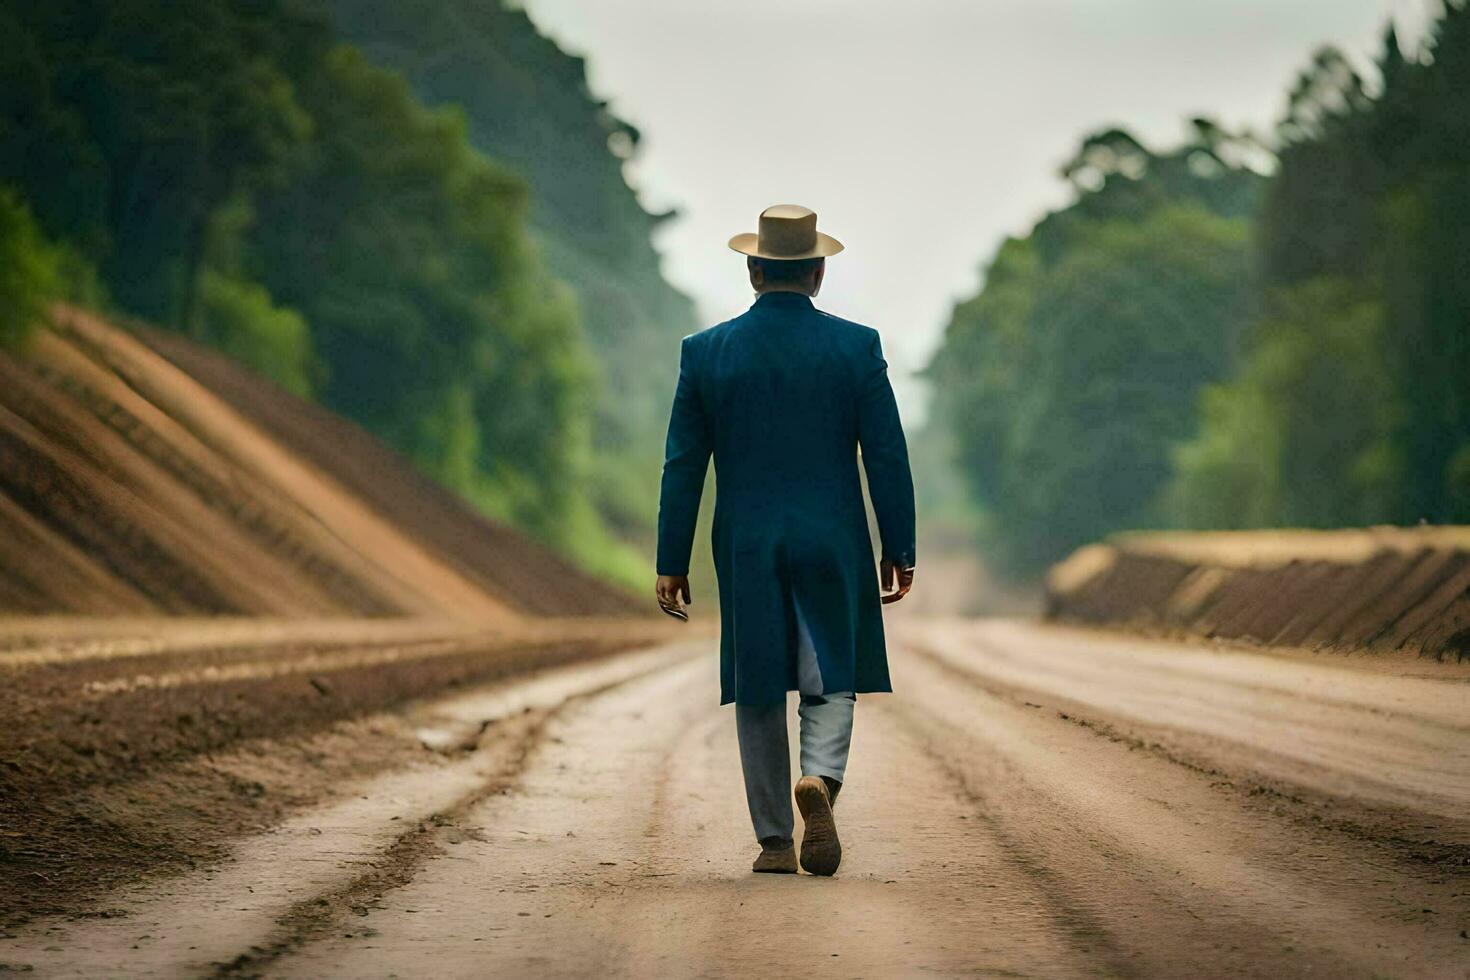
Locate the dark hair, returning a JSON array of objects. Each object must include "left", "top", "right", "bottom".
[{"left": 749, "top": 256, "right": 823, "bottom": 287}]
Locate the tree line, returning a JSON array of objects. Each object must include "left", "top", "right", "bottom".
[
  {"left": 927, "top": 2, "right": 1470, "bottom": 576},
  {"left": 318, "top": 0, "right": 697, "bottom": 580},
  {"left": 0, "top": 0, "right": 691, "bottom": 585}
]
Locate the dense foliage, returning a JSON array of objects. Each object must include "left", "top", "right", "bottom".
[
  {"left": 929, "top": 3, "right": 1470, "bottom": 575},
  {"left": 927, "top": 125, "right": 1264, "bottom": 573},
  {"left": 0, "top": 0, "right": 682, "bottom": 574},
  {"left": 0, "top": 190, "right": 63, "bottom": 349},
  {"left": 1172, "top": 9, "right": 1470, "bottom": 530},
  {"left": 317, "top": 0, "right": 697, "bottom": 553},
  {"left": 243, "top": 44, "right": 590, "bottom": 539}
]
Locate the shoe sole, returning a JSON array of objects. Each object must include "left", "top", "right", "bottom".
[
  {"left": 752, "top": 858, "right": 797, "bottom": 874},
  {"left": 795, "top": 776, "right": 841, "bottom": 876}
]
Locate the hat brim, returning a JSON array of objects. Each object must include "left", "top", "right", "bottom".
[{"left": 728, "top": 231, "right": 845, "bottom": 260}]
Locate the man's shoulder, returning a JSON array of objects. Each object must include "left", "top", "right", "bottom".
[
  {"left": 680, "top": 312, "right": 745, "bottom": 351},
  {"left": 812, "top": 306, "right": 876, "bottom": 335},
  {"left": 811, "top": 307, "right": 881, "bottom": 353}
]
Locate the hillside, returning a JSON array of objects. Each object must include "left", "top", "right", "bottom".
[
  {"left": 0, "top": 2, "right": 619, "bottom": 579},
  {"left": 318, "top": 0, "right": 698, "bottom": 540},
  {"left": 0, "top": 304, "right": 641, "bottom": 619}
]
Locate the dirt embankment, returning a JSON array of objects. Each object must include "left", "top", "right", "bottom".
[
  {"left": 136, "top": 325, "right": 640, "bottom": 619},
  {"left": 1046, "top": 527, "right": 1470, "bottom": 661},
  {"left": 0, "top": 304, "right": 672, "bottom": 924},
  {"left": 0, "top": 305, "right": 641, "bottom": 619}
]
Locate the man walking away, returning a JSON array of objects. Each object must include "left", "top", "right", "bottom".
[{"left": 654, "top": 204, "right": 916, "bottom": 877}]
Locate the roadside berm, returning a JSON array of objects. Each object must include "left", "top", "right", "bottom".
[
  {"left": 1046, "top": 526, "right": 1470, "bottom": 661},
  {"left": 0, "top": 305, "right": 677, "bottom": 924}
]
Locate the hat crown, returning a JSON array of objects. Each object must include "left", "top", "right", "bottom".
[
  {"left": 758, "top": 205, "right": 818, "bottom": 257},
  {"left": 728, "top": 203, "right": 843, "bottom": 260}
]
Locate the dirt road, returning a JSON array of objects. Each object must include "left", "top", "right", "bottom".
[{"left": 4, "top": 620, "right": 1467, "bottom": 978}]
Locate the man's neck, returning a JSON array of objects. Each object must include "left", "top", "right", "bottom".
[{"left": 755, "top": 287, "right": 816, "bottom": 297}]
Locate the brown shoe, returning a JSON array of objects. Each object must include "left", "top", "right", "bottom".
[
  {"left": 752, "top": 844, "right": 797, "bottom": 874},
  {"left": 795, "top": 776, "right": 842, "bottom": 876}
]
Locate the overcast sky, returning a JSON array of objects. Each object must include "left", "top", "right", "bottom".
[{"left": 517, "top": 0, "right": 1436, "bottom": 416}]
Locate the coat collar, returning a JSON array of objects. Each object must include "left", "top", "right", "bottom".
[{"left": 752, "top": 291, "right": 815, "bottom": 311}]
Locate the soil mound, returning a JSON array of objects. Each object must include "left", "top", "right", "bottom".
[
  {"left": 1046, "top": 528, "right": 1470, "bottom": 661},
  {"left": 0, "top": 306, "right": 639, "bottom": 619}
]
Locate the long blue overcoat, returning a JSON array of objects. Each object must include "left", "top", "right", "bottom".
[{"left": 656, "top": 291, "right": 916, "bottom": 706}]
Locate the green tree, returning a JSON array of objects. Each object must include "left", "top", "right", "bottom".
[
  {"left": 1215, "top": 1, "right": 1470, "bottom": 526},
  {"left": 318, "top": 0, "right": 697, "bottom": 550},
  {"left": 191, "top": 269, "right": 316, "bottom": 397},
  {"left": 927, "top": 128, "right": 1262, "bottom": 574},
  {"left": 937, "top": 1, "right": 1470, "bottom": 567},
  {"left": 245, "top": 46, "right": 592, "bottom": 537},
  {"left": 1168, "top": 280, "right": 1400, "bottom": 528},
  {"left": 0, "top": 0, "right": 313, "bottom": 326},
  {"left": 0, "top": 188, "right": 63, "bottom": 349},
  {"left": 0, "top": 0, "right": 613, "bottom": 564}
]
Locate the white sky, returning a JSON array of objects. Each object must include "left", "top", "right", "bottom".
[{"left": 517, "top": 0, "right": 1437, "bottom": 417}]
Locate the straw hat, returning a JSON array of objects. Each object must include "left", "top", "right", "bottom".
[{"left": 728, "top": 204, "right": 844, "bottom": 260}]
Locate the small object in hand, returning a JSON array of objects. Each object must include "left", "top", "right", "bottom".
[
  {"left": 655, "top": 573, "right": 692, "bottom": 621},
  {"left": 880, "top": 559, "right": 915, "bottom": 605}
]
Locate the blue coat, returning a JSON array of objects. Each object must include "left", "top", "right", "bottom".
[{"left": 656, "top": 291, "right": 916, "bottom": 705}]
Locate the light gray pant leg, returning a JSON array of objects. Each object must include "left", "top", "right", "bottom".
[
  {"left": 734, "top": 598, "right": 857, "bottom": 846},
  {"left": 794, "top": 597, "right": 854, "bottom": 784},
  {"left": 736, "top": 700, "right": 792, "bottom": 846},
  {"left": 798, "top": 692, "right": 854, "bottom": 783}
]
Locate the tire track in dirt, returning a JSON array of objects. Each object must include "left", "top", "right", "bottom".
[
  {"left": 0, "top": 644, "right": 698, "bottom": 977},
  {"left": 211, "top": 709, "right": 553, "bottom": 979},
  {"left": 903, "top": 620, "right": 1470, "bottom": 869},
  {"left": 0, "top": 626, "right": 682, "bottom": 927},
  {"left": 276, "top": 648, "right": 1094, "bottom": 979},
  {"left": 876, "top": 698, "right": 1140, "bottom": 976},
  {"left": 211, "top": 649, "right": 697, "bottom": 978},
  {"left": 7, "top": 624, "right": 1467, "bottom": 977},
  {"left": 885, "top": 638, "right": 1470, "bottom": 978},
  {"left": 270, "top": 658, "right": 719, "bottom": 978},
  {"left": 882, "top": 697, "right": 1328, "bottom": 978}
]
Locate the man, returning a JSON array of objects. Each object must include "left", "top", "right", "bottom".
[{"left": 655, "top": 204, "right": 916, "bottom": 877}]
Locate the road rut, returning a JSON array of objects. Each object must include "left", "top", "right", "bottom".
[{"left": 3, "top": 620, "right": 1466, "bottom": 978}]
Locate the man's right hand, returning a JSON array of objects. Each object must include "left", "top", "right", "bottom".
[
  {"left": 880, "top": 559, "right": 914, "bottom": 604},
  {"left": 656, "top": 574, "right": 692, "bottom": 614}
]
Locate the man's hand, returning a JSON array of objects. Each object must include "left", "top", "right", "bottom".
[
  {"left": 655, "top": 574, "right": 692, "bottom": 614},
  {"left": 880, "top": 559, "right": 914, "bottom": 605}
]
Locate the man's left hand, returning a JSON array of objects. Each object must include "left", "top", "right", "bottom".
[{"left": 880, "top": 559, "right": 914, "bottom": 604}]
